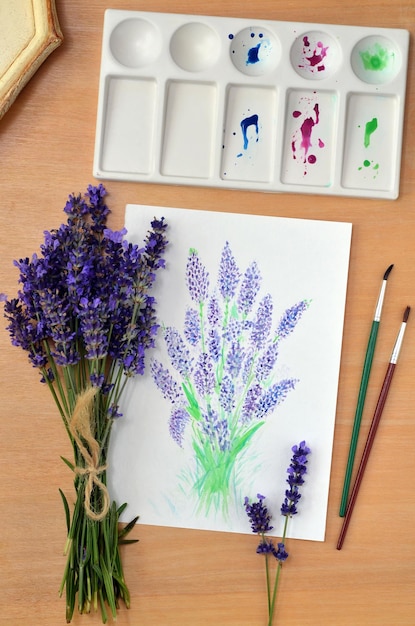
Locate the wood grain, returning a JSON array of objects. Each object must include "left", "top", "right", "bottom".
[{"left": 0, "top": 1, "right": 414, "bottom": 624}]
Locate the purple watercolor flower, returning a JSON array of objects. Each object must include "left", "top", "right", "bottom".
[
  {"left": 225, "top": 341, "right": 245, "bottom": 379},
  {"left": 193, "top": 352, "right": 215, "bottom": 397},
  {"left": 200, "top": 406, "right": 230, "bottom": 452},
  {"left": 240, "top": 383, "right": 262, "bottom": 423},
  {"left": 169, "top": 407, "right": 190, "bottom": 447},
  {"left": 164, "top": 326, "right": 193, "bottom": 377},
  {"left": 207, "top": 328, "right": 221, "bottom": 362},
  {"left": 184, "top": 308, "right": 201, "bottom": 346},
  {"left": 255, "top": 342, "right": 279, "bottom": 382},
  {"left": 251, "top": 294, "right": 273, "bottom": 351},
  {"left": 237, "top": 260, "right": 262, "bottom": 316},
  {"left": 218, "top": 242, "right": 240, "bottom": 301},
  {"left": 219, "top": 375, "right": 235, "bottom": 413},
  {"left": 276, "top": 300, "right": 309, "bottom": 340},
  {"left": 186, "top": 249, "right": 209, "bottom": 304},
  {"left": 256, "top": 379, "right": 297, "bottom": 420},
  {"left": 207, "top": 295, "right": 221, "bottom": 327},
  {"left": 150, "top": 359, "right": 185, "bottom": 404}
]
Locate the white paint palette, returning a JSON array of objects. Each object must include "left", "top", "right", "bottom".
[{"left": 93, "top": 10, "right": 410, "bottom": 199}]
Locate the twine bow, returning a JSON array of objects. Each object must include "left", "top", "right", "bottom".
[{"left": 70, "top": 386, "right": 110, "bottom": 521}]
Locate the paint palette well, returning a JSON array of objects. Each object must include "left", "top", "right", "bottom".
[{"left": 93, "top": 10, "right": 410, "bottom": 199}]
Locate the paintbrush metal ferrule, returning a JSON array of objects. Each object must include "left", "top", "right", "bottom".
[
  {"left": 391, "top": 306, "right": 410, "bottom": 364},
  {"left": 374, "top": 264, "right": 394, "bottom": 321}
]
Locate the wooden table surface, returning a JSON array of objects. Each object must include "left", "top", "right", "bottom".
[{"left": 1, "top": 1, "right": 414, "bottom": 624}]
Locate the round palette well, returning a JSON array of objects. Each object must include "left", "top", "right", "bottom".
[
  {"left": 229, "top": 26, "right": 281, "bottom": 76},
  {"left": 109, "top": 18, "right": 162, "bottom": 68},
  {"left": 170, "top": 22, "right": 221, "bottom": 72},
  {"left": 350, "top": 35, "right": 402, "bottom": 84},
  {"left": 290, "top": 30, "right": 342, "bottom": 80}
]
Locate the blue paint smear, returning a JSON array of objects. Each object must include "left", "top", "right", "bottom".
[
  {"left": 240, "top": 114, "right": 259, "bottom": 149},
  {"left": 247, "top": 43, "right": 261, "bottom": 64}
]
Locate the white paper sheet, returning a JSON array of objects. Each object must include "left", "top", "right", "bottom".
[{"left": 108, "top": 205, "right": 352, "bottom": 541}]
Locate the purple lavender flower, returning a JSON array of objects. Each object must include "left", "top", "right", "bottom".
[
  {"left": 255, "top": 342, "right": 279, "bottom": 382},
  {"left": 3, "top": 298, "right": 48, "bottom": 370},
  {"left": 222, "top": 318, "right": 244, "bottom": 343},
  {"left": 251, "top": 294, "right": 273, "bottom": 351},
  {"left": 184, "top": 308, "right": 201, "bottom": 346},
  {"left": 237, "top": 260, "right": 261, "bottom": 316},
  {"left": 207, "top": 328, "right": 221, "bottom": 362},
  {"left": 86, "top": 183, "right": 110, "bottom": 234},
  {"left": 276, "top": 300, "right": 309, "bottom": 340},
  {"left": 169, "top": 407, "right": 190, "bottom": 447},
  {"left": 207, "top": 295, "right": 221, "bottom": 327},
  {"left": 280, "top": 441, "right": 311, "bottom": 517},
  {"left": 218, "top": 242, "right": 240, "bottom": 301},
  {"left": 186, "top": 249, "right": 209, "bottom": 304},
  {"left": 164, "top": 326, "right": 193, "bottom": 377},
  {"left": 200, "top": 407, "right": 230, "bottom": 452},
  {"left": 240, "top": 383, "right": 262, "bottom": 424},
  {"left": 256, "top": 539, "right": 275, "bottom": 554},
  {"left": 256, "top": 379, "right": 297, "bottom": 421},
  {"left": 244, "top": 494, "right": 274, "bottom": 534},
  {"left": 273, "top": 542, "right": 289, "bottom": 562},
  {"left": 78, "top": 297, "right": 109, "bottom": 360},
  {"left": 193, "top": 352, "right": 215, "bottom": 397},
  {"left": 151, "top": 359, "right": 185, "bottom": 404},
  {"left": 219, "top": 375, "right": 235, "bottom": 413},
  {"left": 225, "top": 341, "right": 245, "bottom": 379}
]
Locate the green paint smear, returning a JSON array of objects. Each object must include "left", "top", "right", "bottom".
[
  {"left": 364, "top": 117, "right": 378, "bottom": 147},
  {"left": 360, "top": 43, "right": 390, "bottom": 71}
]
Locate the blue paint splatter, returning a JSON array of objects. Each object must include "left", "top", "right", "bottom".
[
  {"left": 241, "top": 114, "right": 259, "bottom": 149},
  {"left": 246, "top": 36, "right": 271, "bottom": 66},
  {"left": 247, "top": 44, "right": 261, "bottom": 64}
]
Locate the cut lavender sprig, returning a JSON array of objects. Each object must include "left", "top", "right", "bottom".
[
  {"left": 1, "top": 185, "right": 168, "bottom": 623},
  {"left": 245, "top": 441, "right": 311, "bottom": 626}
]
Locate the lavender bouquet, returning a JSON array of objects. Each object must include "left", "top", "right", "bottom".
[
  {"left": 151, "top": 243, "right": 309, "bottom": 517},
  {"left": 244, "top": 441, "right": 311, "bottom": 625},
  {"left": 1, "top": 185, "right": 168, "bottom": 622}
]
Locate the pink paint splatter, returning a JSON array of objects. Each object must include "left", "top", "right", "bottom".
[
  {"left": 291, "top": 102, "right": 325, "bottom": 173},
  {"left": 299, "top": 103, "right": 319, "bottom": 159},
  {"left": 300, "top": 37, "right": 329, "bottom": 73}
]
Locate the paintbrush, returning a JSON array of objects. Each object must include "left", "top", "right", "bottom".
[
  {"left": 337, "top": 306, "right": 410, "bottom": 549},
  {"left": 339, "top": 264, "right": 394, "bottom": 517}
]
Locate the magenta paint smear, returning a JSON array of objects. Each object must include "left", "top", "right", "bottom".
[
  {"left": 298, "top": 36, "right": 329, "bottom": 73},
  {"left": 291, "top": 100, "right": 324, "bottom": 174}
]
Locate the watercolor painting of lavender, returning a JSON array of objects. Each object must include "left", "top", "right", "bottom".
[{"left": 108, "top": 205, "right": 352, "bottom": 541}]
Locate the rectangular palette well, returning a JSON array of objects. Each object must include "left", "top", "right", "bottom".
[{"left": 93, "top": 10, "right": 410, "bottom": 199}]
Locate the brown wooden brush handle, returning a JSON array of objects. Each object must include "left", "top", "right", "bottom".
[{"left": 337, "top": 362, "right": 395, "bottom": 550}]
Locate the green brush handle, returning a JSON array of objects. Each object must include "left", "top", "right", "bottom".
[{"left": 339, "top": 320, "right": 379, "bottom": 517}]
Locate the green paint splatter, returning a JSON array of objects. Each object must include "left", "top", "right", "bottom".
[
  {"left": 358, "top": 159, "right": 379, "bottom": 177},
  {"left": 360, "top": 43, "right": 391, "bottom": 71},
  {"left": 364, "top": 117, "right": 378, "bottom": 147}
]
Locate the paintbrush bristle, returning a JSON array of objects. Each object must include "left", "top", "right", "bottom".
[
  {"left": 403, "top": 306, "right": 410, "bottom": 323},
  {"left": 383, "top": 264, "right": 394, "bottom": 280}
]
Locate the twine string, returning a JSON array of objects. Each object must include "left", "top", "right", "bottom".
[{"left": 69, "top": 386, "right": 110, "bottom": 521}]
